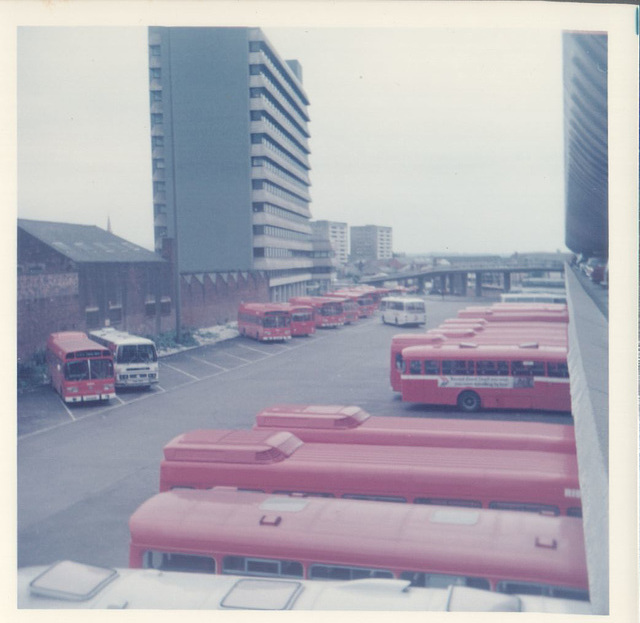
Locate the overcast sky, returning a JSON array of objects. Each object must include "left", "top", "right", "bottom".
[{"left": 12, "top": 3, "right": 634, "bottom": 257}]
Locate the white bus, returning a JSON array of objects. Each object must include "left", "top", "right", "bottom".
[
  {"left": 88, "top": 328, "right": 159, "bottom": 389},
  {"left": 18, "top": 560, "right": 592, "bottom": 613},
  {"left": 380, "top": 297, "right": 426, "bottom": 326}
]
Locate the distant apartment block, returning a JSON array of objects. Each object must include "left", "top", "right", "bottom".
[
  {"left": 148, "top": 27, "right": 317, "bottom": 301},
  {"left": 350, "top": 225, "right": 393, "bottom": 261},
  {"left": 311, "top": 220, "right": 348, "bottom": 264}
]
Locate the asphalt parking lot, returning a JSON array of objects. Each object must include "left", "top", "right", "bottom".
[{"left": 17, "top": 296, "right": 574, "bottom": 569}]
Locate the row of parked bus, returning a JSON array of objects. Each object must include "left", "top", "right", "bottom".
[
  {"left": 45, "top": 328, "right": 159, "bottom": 404},
  {"left": 119, "top": 402, "right": 588, "bottom": 610},
  {"left": 390, "top": 302, "right": 571, "bottom": 413},
  {"left": 237, "top": 286, "right": 427, "bottom": 341}
]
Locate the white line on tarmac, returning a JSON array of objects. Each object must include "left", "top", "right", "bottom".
[
  {"left": 160, "top": 362, "right": 200, "bottom": 380},
  {"left": 186, "top": 355, "right": 228, "bottom": 371}
]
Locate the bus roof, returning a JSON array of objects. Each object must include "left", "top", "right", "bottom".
[
  {"left": 17, "top": 561, "right": 592, "bottom": 612},
  {"left": 391, "top": 333, "right": 447, "bottom": 346},
  {"left": 289, "top": 296, "right": 344, "bottom": 305},
  {"left": 129, "top": 488, "right": 588, "bottom": 589},
  {"left": 163, "top": 430, "right": 302, "bottom": 463},
  {"left": 46, "top": 332, "right": 111, "bottom": 358},
  {"left": 255, "top": 404, "right": 371, "bottom": 429},
  {"left": 401, "top": 343, "right": 568, "bottom": 360},
  {"left": 239, "top": 302, "right": 292, "bottom": 313},
  {"left": 253, "top": 406, "right": 577, "bottom": 453},
  {"left": 89, "top": 328, "right": 155, "bottom": 347},
  {"left": 162, "top": 429, "right": 579, "bottom": 484}
]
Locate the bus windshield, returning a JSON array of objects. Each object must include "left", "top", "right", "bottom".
[
  {"left": 263, "top": 314, "right": 290, "bottom": 328},
  {"left": 65, "top": 359, "right": 114, "bottom": 381},
  {"left": 320, "top": 303, "right": 342, "bottom": 316},
  {"left": 118, "top": 344, "right": 157, "bottom": 364}
]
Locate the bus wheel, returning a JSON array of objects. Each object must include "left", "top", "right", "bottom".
[{"left": 458, "top": 391, "right": 481, "bottom": 412}]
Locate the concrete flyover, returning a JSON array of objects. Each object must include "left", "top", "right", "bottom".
[{"left": 360, "top": 260, "right": 566, "bottom": 296}]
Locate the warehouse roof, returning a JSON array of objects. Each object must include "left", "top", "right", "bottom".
[{"left": 18, "top": 219, "right": 165, "bottom": 264}]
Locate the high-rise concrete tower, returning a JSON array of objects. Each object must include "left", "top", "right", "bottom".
[{"left": 148, "top": 27, "right": 314, "bottom": 300}]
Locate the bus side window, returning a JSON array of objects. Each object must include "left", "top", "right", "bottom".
[
  {"left": 409, "top": 360, "right": 422, "bottom": 375},
  {"left": 511, "top": 361, "right": 545, "bottom": 376},
  {"left": 476, "top": 360, "right": 506, "bottom": 376},
  {"left": 442, "top": 360, "right": 474, "bottom": 375},
  {"left": 400, "top": 571, "right": 490, "bottom": 591},
  {"left": 342, "top": 493, "right": 406, "bottom": 503},
  {"left": 144, "top": 550, "right": 215, "bottom": 574},
  {"left": 424, "top": 360, "right": 439, "bottom": 374},
  {"left": 309, "top": 564, "right": 393, "bottom": 581},
  {"left": 414, "top": 497, "right": 482, "bottom": 509},
  {"left": 547, "top": 362, "right": 569, "bottom": 378},
  {"left": 223, "top": 556, "right": 303, "bottom": 578},
  {"left": 488, "top": 501, "right": 560, "bottom": 515}
]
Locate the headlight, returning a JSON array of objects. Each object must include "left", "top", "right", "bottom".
[
  {"left": 104, "top": 384, "right": 115, "bottom": 391},
  {"left": 67, "top": 386, "right": 79, "bottom": 393}
]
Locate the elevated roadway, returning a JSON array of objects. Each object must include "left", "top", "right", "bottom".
[{"left": 361, "top": 260, "right": 566, "bottom": 296}]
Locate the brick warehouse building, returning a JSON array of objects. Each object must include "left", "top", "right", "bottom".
[{"left": 18, "top": 219, "right": 270, "bottom": 359}]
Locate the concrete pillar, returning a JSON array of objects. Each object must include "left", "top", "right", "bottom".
[
  {"left": 447, "top": 274, "right": 455, "bottom": 294},
  {"left": 503, "top": 272, "right": 511, "bottom": 292},
  {"left": 475, "top": 272, "right": 483, "bottom": 297},
  {"left": 460, "top": 272, "right": 468, "bottom": 296}
]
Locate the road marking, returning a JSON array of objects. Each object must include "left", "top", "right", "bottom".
[
  {"left": 186, "top": 354, "right": 228, "bottom": 371},
  {"left": 160, "top": 361, "right": 200, "bottom": 380},
  {"left": 62, "top": 402, "right": 76, "bottom": 421},
  {"left": 234, "top": 343, "right": 273, "bottom": 356}
]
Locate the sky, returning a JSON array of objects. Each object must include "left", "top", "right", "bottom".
[{"left": 11, "top": 3, "right": 633, "bottom": 257}]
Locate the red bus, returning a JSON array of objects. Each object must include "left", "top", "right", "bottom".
[
  {"left": 129, "top": 488, "right": 589, "bottom": 600},
  {"left": 352, "top": 285, "right": 391, "bottom": 307},
  {"left": 323, "top": 294, "right": 359, "bottom": 324},
  {"left": 46, "top": 332, "right": 115, "bottom": 404},
  {"left": 390, "top": 323, "right": 568, "bottom": 392},
  {"left": 252, "top": 404, "right": 577, "bottom": 454},
  {"left": 237, "top": 303, "right": 291, "bottom": 341},
  {"left": 390, "top": 332, "right": 447, "bottom": 391},
  {"left": 400, "top": 343, "right": 571, "bottom": 413},
  {"left": 288, "top": 296, "right": 345, "bottom": 328},
  {"left": 457, "top": 306, "right": 569, "bottom": 323},
  {"left": 159, "top": 429, "right": 581, "bottom": 516},
  {"left": 329, "top": 289, "right": 376, "bottom": 318},
  {"left": 436, "top": 323, "right": 568, "bottom": 346},
  {"left": 286, "top": 304, "right": 316, "bottom": 337}
]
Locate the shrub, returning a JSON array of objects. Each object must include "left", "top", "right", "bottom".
[{"left": 17, "top": 350, "right": 48, "bottom": 393}]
